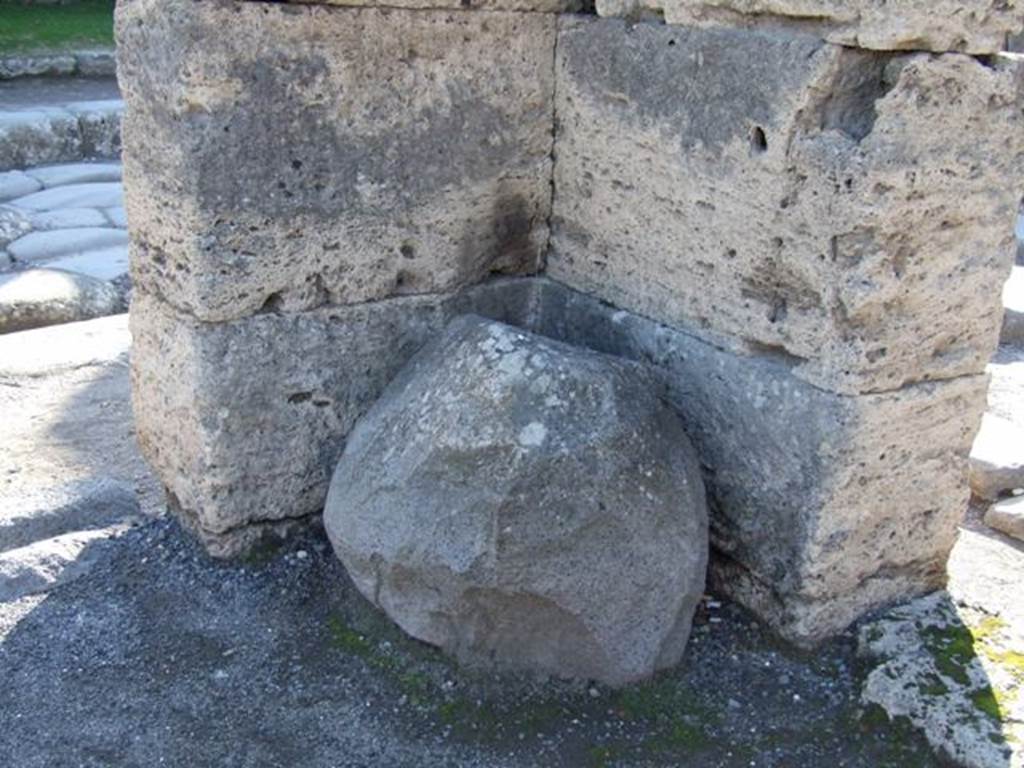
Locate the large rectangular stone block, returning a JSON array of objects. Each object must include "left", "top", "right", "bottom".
[
  {"left": 551, "top": 17, "right": 1022, "bottom": 395},
  {"left": 594, "top": 0, "right": 1024, "bottom": 54},
  {"left": 116, "top": 0, "right": 556, "bottom": 322},
  {"left": 130, "top": 281, "right": 536, "bottom": 556},
  {"left": 530, "top": 278, "right": 987, "bottom": 645}
]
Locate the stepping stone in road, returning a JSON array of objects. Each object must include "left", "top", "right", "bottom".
[
  {"left": 0, "top": 170, "right": 41, "bottom": 202},
  {"left": 7, "top": 181, "right": 123, "bottom": 212},
  {"left": 27, "top": 207, "right": 110, "bottom": 231},
  {"left": 104, "top": 206, "right": 126, "bottom": 228},
  {"left": 43, "top": 244, "right": 129, "bottom": 282},
  {"left": 7, "top": 227, "right": 128, "bottom": 263},
  {"left": 24, "top": 162, "right": 122, "bottom": 189},
  {"left": 0, "top": 267, "right": 123, "bottom": 333}
]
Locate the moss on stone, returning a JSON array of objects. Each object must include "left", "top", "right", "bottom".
[
  {"left": 921, "top": 623, "right": 977, "bottom": 686},
  {"left": 972, "top": 688, "right": 1004, "bottom": 721}
]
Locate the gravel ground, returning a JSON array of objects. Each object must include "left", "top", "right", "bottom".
[{"left": 0, "top": 516, "right": 947, "bottom": 768}]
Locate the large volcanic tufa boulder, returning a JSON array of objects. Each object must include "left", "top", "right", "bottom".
[{"left": 324, "top": 315, "right": 708, "bottom": 686}]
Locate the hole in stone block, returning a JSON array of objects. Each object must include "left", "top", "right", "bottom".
[{"left": 750, "top": 127, "right": 768, "bottom": 155}]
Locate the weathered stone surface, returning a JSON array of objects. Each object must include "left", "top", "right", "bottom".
[
  {"left": 858, "top": 523, "right": 1024, "bottom": 768},
  {"left": 27, "top": 207, "right": 110, "bottom": 231},
  {"left": 0, "top": 49, "right": 115, "bottom": 81},
  {"left": 859, "top": 592, "right": 1023, "bottom": 768},
  {"left": 7, "top": 227, "right": 129, "bottom": 263},
  {"left": 9, "top": 182, "right": 123, "bottom": 212},
  {"left": 130, "top": 280, "right": 536, "bottom": 554},
  {"left": 0, "top": 268, "right": 123, "bottom": 334},
  {"left": 73, "top": 50, "right": 117, "bottom": 78},
  {"left": 987, "top": 345, "right": 1024, "bottom": 433},
  {"left": 595, "top": 0, "right": 1024, "bottom": 54},
  {"left": 0, "top": 171, "right": 41, "bottom": 202},
  {"left": 0, "top": 102, "right": 122, "bottom": 172},
  {"left": 133, "top": 274, "right": 987, "bottom": 643},
  {"left": 551, "top": 17, "right": 1023, "bottom": 395},
  {"left": 25, "top": 161, "right": 122, "bottom": 188},
  {"left": 43, "top": 246, "right": 129, "bottom": 282},
  {"left": 0, "top": 53, "right": 76, "bottom": 80},
  {"left": 0, "top": 205, "right": 32, "bottom": 250},
  {"left": 324, "top": 315, "right": 708, "bottom": 685},
  {"left": 969, "top": 413, "right": 1024, "bottom": 500},
  {"left": 530, "top": 278, "right": 986, "bottom": 645},
  {"left": 117, "top": 0, "right": 555, "bottom": 323},
  {"left": 1004, "top": 265, "right": 1024, "bottom": 345},
  {"left": 288, "top": 0, "right": 579, "bottom": 11},
  {"left": 985, "top": 495, "right": 1024, "bottom": 541}
]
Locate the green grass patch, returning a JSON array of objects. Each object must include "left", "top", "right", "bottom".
[{"left": 0, "top": 0, "right": 115, "bottom": 54}]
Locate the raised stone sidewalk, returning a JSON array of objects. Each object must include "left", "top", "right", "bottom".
[{"left": 0, "top": 77, "right": 121, "bottom": 172}]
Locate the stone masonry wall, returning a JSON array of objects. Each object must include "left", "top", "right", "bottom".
[{"left": 120, "top": 0, "right": 1024, "bottom": 645}]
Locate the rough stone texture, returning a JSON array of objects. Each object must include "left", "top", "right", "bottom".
[
  {"left": 595, "top": 0, "right": 1024, "bottom": 54},
  {"left": 0, "top": 53, "right": 76, "bottom": 80},
  {"left": 551, "top": 17, "right": 1023, "bottom": 395},
  {"left": 987, "top": 345, "right": 1024, "bottom": 433},
  {"left": 0, "top": 50, "right": 116, "bottom": 80},
  {"left": 133, "top": 275, "right": 987, "bottom": 644},
  {"left": 26, "top": 207, "right": 110, "bottom": 231},
  {"left": 1004, "top": 266, "right": 1024, "bottom": 345},
  {"left": 8, "top": 181, "right": 123, "bottom": 212},
  {"left": 7, "top": 227, "right": 129, "bottom": 263},
  {"left": 324, "top": 315, "right": 708, "bottom": 685},
  {"left": 0, "top": 102, "right": 123, "bottom": 172},
  {"left": 985, "top": 495, "right": 1024, "bottom": 541},
  {"left": 130, "top": 280, "right": 536, "bottom": 556},
  {"left": 0, "top": 205, "right": 32, "bottom": 249},
  {"left": 858, "top": 521, "right": 1024, "bottom": 768},
  {"left": 25, "top": 161, "right": 121, "bottom": 188},
  {"left": 43, "top": 246, "right": 129, "bottom": 282},
  {"left": 121, "top": 2, "right": 1014, "bottom": 648},
  {"left": 0, "top": 268, "right": 123, "bottom": 334},
  {"left": 969, "top": 413, "right": 1024, "bottom": 500},
  {"left": 288, "top": 0, "right": 580, "bottom": 11},
  {"left": 117, "top": 0, "right": 555, "bottom": 323},
  {"left": 530, "top": 278, "right": 986, "bottom": 646},
  {"left": 0, "top": 170, "right": 41, "bottom": 202},
  {"left": 860, "top": 592, "right": 1023, "bottom": 768}
]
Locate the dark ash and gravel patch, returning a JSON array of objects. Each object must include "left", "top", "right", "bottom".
[{"left": 0, "top": 517, "right": 949, "bottom": 768}]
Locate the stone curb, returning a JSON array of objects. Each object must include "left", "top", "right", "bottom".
[{"left": 0, "top": 49, "right": 116, "bottom": 80}]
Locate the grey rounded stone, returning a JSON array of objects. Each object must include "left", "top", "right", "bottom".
[
  {"left": 0, "top": 268, "right": 123, "bottom": 334},
  {"left": 324, "top": 314, "right": 708, "bottom": 686}
]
